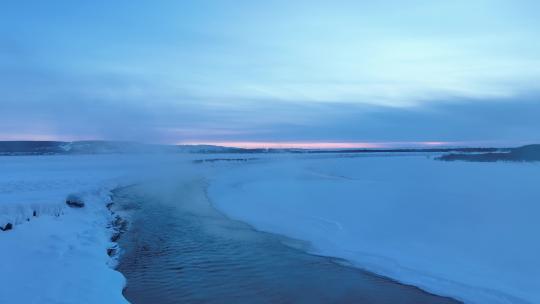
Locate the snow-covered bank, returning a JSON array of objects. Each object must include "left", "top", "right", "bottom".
[
  {"left": 208, "top": 155, "right": 540, "bottom": 304},
  {"left": 3, "top": 153, "right": 538, "bottom": 303},
  {"left": 1, "top": 192, "right": 128, "bottom": 303},
  {"left": 0, "top": 155, "right": 168, "bottom": 303}
]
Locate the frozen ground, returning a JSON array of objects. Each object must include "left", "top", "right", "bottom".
[
  {"left": 208, "top": 154, "right": 540, "bottom": 304},
  {"left": 1, "top": 153, "right": 538, "bottom": 303},
  {"left": 0, "top": 155, "right": 174, "bottom": 304},
  {"left": 0, "top": 153, "right": 241, "bottom": 304}
]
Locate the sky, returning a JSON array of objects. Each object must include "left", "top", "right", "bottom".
[{"left": 1, "top": 0, "right": 539, "bottom": 148}]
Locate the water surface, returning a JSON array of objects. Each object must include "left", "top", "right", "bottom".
[{"left": 114, "top": 180, "right": 460, "bottom": 304}]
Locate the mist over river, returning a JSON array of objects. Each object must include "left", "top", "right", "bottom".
[{"left": 113, "top": 178, "right": 459, "bottom": 304}]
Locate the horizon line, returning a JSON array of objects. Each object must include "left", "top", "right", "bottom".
[
  {"left": 176, "top": 140, "right": 523, "bottom": 149},
  {"left": 0, "top": 138, "right": 533, "bottom": 149}
]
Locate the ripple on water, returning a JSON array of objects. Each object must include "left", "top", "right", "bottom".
[{"left": 114, "top": 181, "right": 461, "bottom": 304}]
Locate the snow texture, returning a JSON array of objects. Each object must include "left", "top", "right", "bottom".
[
  {"left": 208, "top": 154, "right": 540, "bottom": 304},
  {"left": 0, "top": 153, "right": 228, "bottom": 303},
  {"left": 0, "top": 155, "right": 144, "bottom": 304},
  {"left": 2, "top": 153, "right": 538, "bottom": 304}
]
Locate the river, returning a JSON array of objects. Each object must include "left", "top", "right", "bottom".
[{"left": 113, "top": 179, "right": 460, "bottom": 304}]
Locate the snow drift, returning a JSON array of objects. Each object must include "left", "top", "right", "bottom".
[{"left": 208, "top": 154, "right": 540, "bottom": 304}]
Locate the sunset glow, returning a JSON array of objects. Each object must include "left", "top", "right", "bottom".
[{"left": 180, "top": 141, "right": 462, "bottom": 149}]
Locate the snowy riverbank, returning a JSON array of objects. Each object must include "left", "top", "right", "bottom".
[
  {"left": 1, "top": 153, "right": 538, "bottom": 303},
  {"left": 0, "top": 155, "right": 153, "bottom": 303},
  {"left": 0, "top": 153, "right": 241, "bottom": 303},
  {"left": 208, "top": 154, "right": 540, "bottom": 304}
]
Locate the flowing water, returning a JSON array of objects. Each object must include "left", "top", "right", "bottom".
[{"left": 114, "top": 180, "right": 460, "bottom": 304}]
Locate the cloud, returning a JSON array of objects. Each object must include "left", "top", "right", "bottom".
[
  {"left": 1, "top": 1, "right": 540, "bottom": 144},
  {"left": 1, "top": 45, "right": 539, "bottom": 145}
]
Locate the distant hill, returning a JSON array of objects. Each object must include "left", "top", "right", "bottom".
[
  {"left": 0, "top": 141, "right": 66, "bottom": 155},
  {"left": 0, "top": 140, "right": 527, "bottom": 157},
  {"left": 298, "top": 147, "right": 502, "bottom": 154},
  {"left": 0, "top": 141, "right": 245, "bottom": 155},
  {"left": 438, "top": 144, "right": 540, "bottom": 162}
]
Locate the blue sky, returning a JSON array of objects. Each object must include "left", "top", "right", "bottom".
[{"left": 1, "top": 1, "right": 539, "bottom": 147}]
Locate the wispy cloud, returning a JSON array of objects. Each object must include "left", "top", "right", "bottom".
[{"left": 1, "top": 1, "right": 539, "bottom": 144}]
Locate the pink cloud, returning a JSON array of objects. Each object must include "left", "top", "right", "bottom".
[{"left": 179, "top": 141, "right": 462, "bottom": 149}]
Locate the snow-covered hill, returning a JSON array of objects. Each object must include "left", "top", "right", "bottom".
[{"left": 0, "top": 141, "right": 244, "bottom": 155}]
